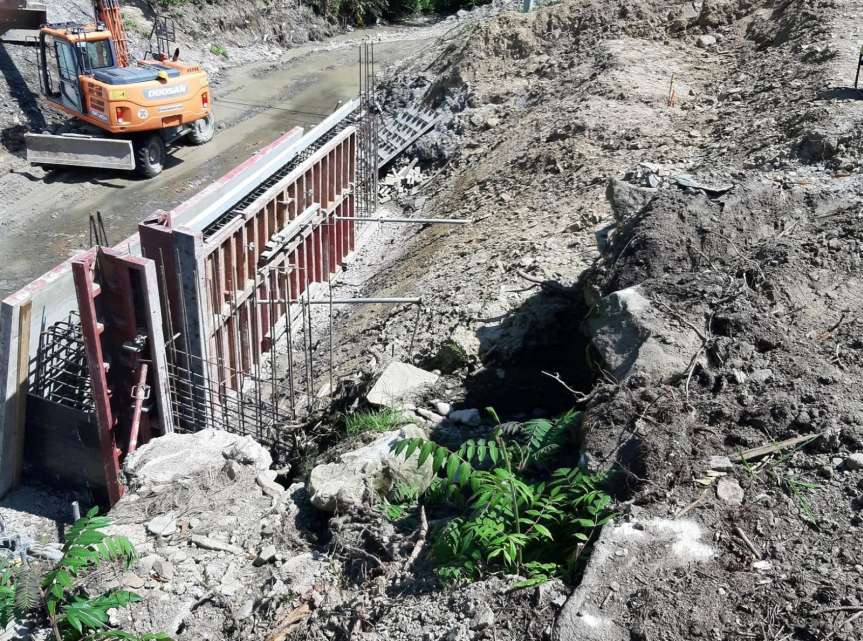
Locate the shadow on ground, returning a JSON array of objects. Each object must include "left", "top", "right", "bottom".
[{"left": 462, "top": 281, "right": 593, "bottom": 419}]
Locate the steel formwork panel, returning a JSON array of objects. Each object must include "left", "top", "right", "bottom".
[
  {"left": 71, "top": 248, "right": 172, "bottom": 505},
  {"left": 142, "top": 125, "right": 358, "bottom": 396},
  {"left": 199, "top": 128, "right": 356, "bottom": 382}
]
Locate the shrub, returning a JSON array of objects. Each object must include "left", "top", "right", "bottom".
[
  {"left": 392, "top": 409, "right": 613, "bottom": 584},
  {"left": 209, "top": 43, "right": 228, "bottom": 58},
  {"left": 0, "top": 508, "right": 169, "bottom": 641}
]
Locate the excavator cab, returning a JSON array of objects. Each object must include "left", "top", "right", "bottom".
[{"left": 39, "top": 28, "right": 114, "bottom": 113}]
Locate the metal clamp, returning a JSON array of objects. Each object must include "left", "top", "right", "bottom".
[{"left": 131, "top": 384, "right": 151, "bottom": 401}]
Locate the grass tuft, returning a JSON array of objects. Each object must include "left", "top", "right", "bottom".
[
  {"left": 345, "top": 408, "right": 410, "bottom": 436},
  {"left": 209, "top": 43, "right": 229, "bottom": 58}
]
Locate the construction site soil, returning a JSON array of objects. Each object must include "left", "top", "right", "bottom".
[{"left": 4, "top": 0, "right": 863, "bottom": 640}]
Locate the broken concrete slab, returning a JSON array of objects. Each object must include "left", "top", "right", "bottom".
[
  {"left": 307, "top": 425, "right": 435, "bottom": 512},
  {"left": 366, "top": 361, "right": 439, "bottom": 408},
  {"left": 554, "top": 518, "right": 715, "bottom": 641},
  {"left": 124, "top": 429, "right": 272, "bottom": 489}
]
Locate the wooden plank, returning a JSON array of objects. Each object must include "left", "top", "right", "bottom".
[
  {"left": 731, "top": 433, "right": 821, "bottom": 462},
  {"left": 12, "top": 300, "right": 31, "bottom": 488}
]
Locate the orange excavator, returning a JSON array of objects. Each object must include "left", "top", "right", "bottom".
[{"left": 22, "top": 0, "right": 214, "bottom": 177}]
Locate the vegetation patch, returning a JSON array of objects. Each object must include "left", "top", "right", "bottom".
[
  {"left": 392, "top": 409, "right": 613, "bottom": 585},
  {"left": 209, "top": 43, "right": 229, "bottom": 58},
  {"left": 309, "top": 0, "right": 489, "bottom": 26},
  {"left": 0, "top": 509, "right": 167, "bottom": 641},
  {"left": 345, "top": 408, "right": 411, "bottom": 436}
]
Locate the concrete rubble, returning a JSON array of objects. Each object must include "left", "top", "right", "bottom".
[
  {"left": 308, "top": 425, "right": 435, "bottom": 512},
  {"left": 366, "top": 361, "right": 440, "bottom": 408}
]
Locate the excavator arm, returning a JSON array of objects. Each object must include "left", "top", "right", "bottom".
[{"left": 93, "top": 0, "right": 127, "bottom": 67}]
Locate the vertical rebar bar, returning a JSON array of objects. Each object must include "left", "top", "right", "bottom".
[
  {"left": 268, "top": 275, "right": 278, "bottom": 437},
  {"left": 328, "top": 278, "right": 334, "bottom": 399},
  {"left": 174, "top": 247, "right": 200, "bottom": 429},
  {"left": 251, "top": 271, "right": 262, "bottom": 442},
  {"left": 284, "top": 266, "right": 296, "bottom": 419},
  {"left": 193, "top": 267, "right": 218, "bottom": 431}
]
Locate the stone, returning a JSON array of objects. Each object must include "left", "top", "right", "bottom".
[
  {"left": 307, "top": 425, "right": 435, "bottom": 512},
  {"left": 605, "top": 178, "right": 657, "bottom": 222},
  {"left": 236, "top": 599, "right": 255, "bottom": 621},
  {"left": 448, "top": 408, "right": 481, "bottom": 426},
  {"left": 749, "top": 369, "right": 773, "bottom": 384},
  {"left": 223, "top": 436, "right": 272, "bottom": 470},
  {"left": 146, "top": 512, "right": 178, "bottom": 537},
  {"left": 366, "top": 362, "right": 439, "bottom": 408},
  {"left": 586, "top": 286, "right": 704, "bottom": 382},
  {"left": 471, "top": 604, "right": 495, "bottom": 630},
  {"left": 125, "top": 429, "right": 272, "bottom": 488},
  {"left": 844, "top": 453, "right": 863, "bottom": 471},
  {"left": 433, "top": 326, "right": 482, "bottom": 374},
  {"left": 190, "top": 534, "right": 245, "bottom": 555},
  {"left": 256, "top": 470, "right": 285, "bottom": 497},
  {"left": 280, "top": 552, "right": 329, "bottom": 594},
  {"left": 122, "top": 573, "right": 146, "bottom": 589},
  {"left": 708, "top": 455, "right": 734, "bottom": 472},
  {"left": 696, "top": 34, "right": 717, "bottom": 48},
  {"left": 752, "top": 560, "right": 772, "bottom": 572},
  {"left": 255, "top": 545, "right": 277, "bottom": 566},
  {"left": 716, "top": 476, "right": 744, "bottom": 506},
  {"left": 152, "top": 558, "right": 174, "bottom": 582},
  {"left": 433, "top": 400, "right": 452, "bottom": 416},
  {"left": 415, "top": 407, "right": 445, "bottom": 424}
]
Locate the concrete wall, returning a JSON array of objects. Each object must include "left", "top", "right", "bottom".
[{"left": 0, "top": 238, "right": 143, "bottom": 497}]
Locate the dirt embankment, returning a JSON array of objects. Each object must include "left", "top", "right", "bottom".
[{"left": 296, "top": 0, "right": 863, "bottom": 639}]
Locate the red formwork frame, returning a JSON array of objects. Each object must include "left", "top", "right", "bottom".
[
  {"left": 199, "top": 127, "right": 356, "bottom": 386},
  {"left": 140, "top": 126, "right": 357, "bottom": 391},
  {"left": 72, "top": 248, "right": 173, "bottom": 505}
]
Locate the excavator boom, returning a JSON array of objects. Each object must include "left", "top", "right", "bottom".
[{"left": 93, "top": 0, "right": 127, "bottom": 67}]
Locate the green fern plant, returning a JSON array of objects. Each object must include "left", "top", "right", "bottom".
[
  {"left": 1, "top": 508, "right": 170, "bottom": 641},
  {"left": 391, "top": 407, "right": 612, "bottom": 585}
]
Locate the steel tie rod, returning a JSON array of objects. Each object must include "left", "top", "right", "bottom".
[
  {"left": 256, "top": 297, "right": 421, "bottom": 305},
  {"left": 332, "top": 216, "right": 471, "bottom": 225}
]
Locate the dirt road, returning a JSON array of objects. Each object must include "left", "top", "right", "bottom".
[{"left": 0, "top": 26, "right": 436, "bottom": 298}]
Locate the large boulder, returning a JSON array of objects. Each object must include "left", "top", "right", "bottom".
[
  {"left": 124, "top": 430, "right": 272, "bottom": 489},
  {"left": 586, "top": 286, "right": 703, "bottom": 383},
  {"left": 605, "top": 178, "right": 657, "bottom": 222},
  {"left": 366, "top": 361, "right": 439, "bottom": 408},
  {"left": 307, "top": 425, "right": 435, "bottom": 512}
]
